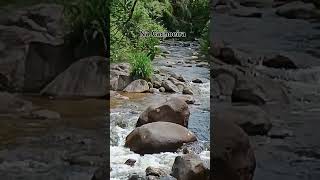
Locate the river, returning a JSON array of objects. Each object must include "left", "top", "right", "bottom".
[{"left": 110, "top": 40, "right": 211, "bottom": 179}]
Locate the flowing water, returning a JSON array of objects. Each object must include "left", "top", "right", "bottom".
[{"left": 110, "top": 41, "right": 210, "bottom": 179}]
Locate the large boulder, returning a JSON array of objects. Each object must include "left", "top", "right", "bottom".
[
  {"left": 41, "top": 56, "right": 108, "bottom": 97},
  {"left": 125, "top": 122, "right": 197, "bottom": 155},
  {"left": 136, "top": 97, "right": 190, "bottom": 127},
  {"left": 171, "top": 154, "right": 210, "bottom": 180},
  {"left": 215, "top": 105, "right": 272, "bottom": 135},
  {"left": 212, "top": 107, "right": 256, "bottom": 180},
  {"left": 123, "top": 79, "right": 149, "bottom": 93}
]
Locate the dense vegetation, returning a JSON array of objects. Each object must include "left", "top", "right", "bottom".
[
  {"left": 0, "top": 0, "right": 209, "bottom": 80},
  {"left": 62, "top": 0, "right": 108, "bottom": 53},
  {"left": 110, "top": 0, "right": 209, "bottom": 79}
]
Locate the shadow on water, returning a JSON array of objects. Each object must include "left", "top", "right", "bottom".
[{"left": 0, "top": 95, "right": 106, "bottom": 147}]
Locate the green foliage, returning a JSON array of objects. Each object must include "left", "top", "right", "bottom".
[
  {"left": 199, "top": 20, "right": 210, "bottom": 55},
  {"left": 129, "top": 52, "right": 153, "bottom": 80},
  {"left": 110, "top": 0, "right": 170, "bottom": 62},
  {"left": 163, "top": 0, "right": 209, "bottom": 39},
  {"left": 62, "top": 0, "right": 108, "bottom": 51},
  {"left": 111, "top": 0, "right": 210, "bottom": 63}
]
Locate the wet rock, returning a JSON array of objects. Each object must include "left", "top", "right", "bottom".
[
  {"left": 129, "top": 174, "right": 146, "bottom": 180},
  {"left": 153, "top": 81, "right": 162, "bottom": 88},
  {"left": 192, "top": 78, "right": 203, "bottom": 83},
  {"left": 212, "top": 110, "right": 256, "bottom": 180},
  {"left": 176, "top": 95, "right": 196, "bottom": 105},
  {"left": 183, "top": 86, "right": 194, "bottom": 95},
  {"left": 110, "top": 63, "right": 130, "bottom": 74},
  {"left": 125, "top": 159, "right": 136, "bottom": 167},
  {"left": 136, "top": 97, "right": 190, "bottom": 127},
  {"left": 263, "top": 55, "right": 297, "bottom": 69},
  {"left": 232, "top": 86, "right": 267, "bottom": 105},
  {"left": 146, "top": 167, "right": 167, "bottom": 177},
  {"left": 232, "top": 76, "right": 289, "bottom": 105},
  {"left": 149, "top": 88, "right": 160, "bottom": 94},
  {"left": 159, "top": 87, "right": 166, "bottom": 92},
  {"left": 171, "top": 154, "right": 210, "bottom": 180},
  {"left": 110, "top": 74, "right": 133, "bottom": 91},
  {"left": 41, "top": 56, "right": 108, "bottom": 97},
  {"left": 168, "top": 77, "right": 181, "bottom": 85},
  {"left": 30, "top": 109, "right": 61, "bottom": 120},
  {"left": 161, "top": 80, "right": 179, "bottom": 93},
  {"left": 268, "top": 127, "right": 293, "bottom": 139},
  {"left": 148, "top": 82, "right": 153, "bottom": 89},
  {"left": 214, "top": 71, "right": 236, "bottom": 97},
  {"left": 217, "top": 47, "right": 242, "bottom": 65},
  {"left": 177, "top": 76, "right": 186, "bottom": 82},
  {"left": 177, "top": 84, "right": 184, "bottom": 92},
  {"left": 110, "top": 63, "right": 132, "bottom": 91},
  {"left": 0, "top": 92, "right": 33, "bottom": 113},
  {"left": 178, "top": 141, "right": 207, "bottom": 154},
  {"left": 123, "top": 79, "right": 150, "bottom": 93},
  {"left": 125, "top": 122, "right": 197, "bottom": 154},
  {"left": 215, "top": 105, "right": 272, "bottom": 135},
  {"left": 276, "top": 1, "right": 320, "bottom": 19}
]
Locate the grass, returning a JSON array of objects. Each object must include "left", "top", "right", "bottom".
[{"left": 129, "top": 52, "right": 153, "bottom": 80}]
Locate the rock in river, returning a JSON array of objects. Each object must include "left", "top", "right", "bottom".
[
  {"left": 212, "top": 110, "right": 256, "bottom": 180},
  {"left": 125, "top": 122, "right": 197, "bottom": 155},
  {"left": 215, "top": 105, "right": 272, "bottom": 136},
  {"left": 41, "top": 56, "right": 108, "bottom": 97},
  {"left": 171, "top": 154, "right": 210, "bottom": 180},
  {"left": 161, "top": 80, "right": 179, "bottom": 93},
  {"left": 123, "top": 79, "right": 150, "bottom": 93},
  {"left": 136, "top": 97, "right": 190, "bottom": 127}
]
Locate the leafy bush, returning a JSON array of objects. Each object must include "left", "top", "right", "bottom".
[{"left": 129, "top": 52, "right": 153, "bottom": 80}]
